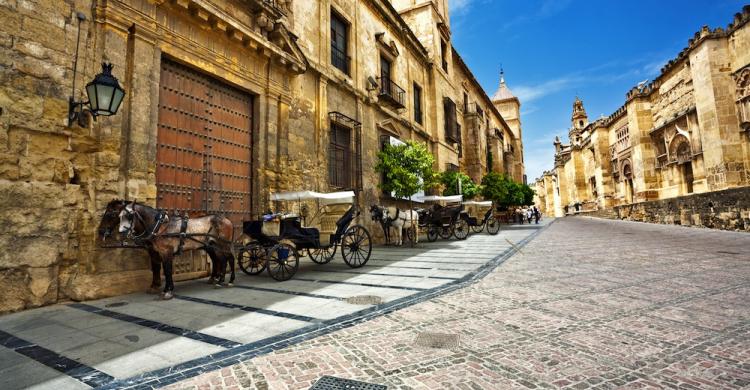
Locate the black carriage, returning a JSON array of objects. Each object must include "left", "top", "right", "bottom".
[
  {"left": 416, "top": 195, "right": 470, "bottom": 242},
  {"left": 236, "top": 191, "right": 372, "bottom": 281},
  {"left": 461, "top": 200, "right": 502, "bottom": 235}
]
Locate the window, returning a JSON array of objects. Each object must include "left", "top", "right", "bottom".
[
  {"left": 413, "top": 83, "right": 423, "bottom": 125},
  {"left": 380, "top": 55, "right": 391, "bottom": 82},
  {"left": 457, "top": 124, "right": 462, "bottom": 157},
  {"left": 463, "top": 92, "right": 468, "bottom": 112},
  {"left": 440, "top": 39, "right": 448, "bottom": 72},
  {"left": 443, "top": 97, "right": 458, "bottom": 142},
  {"left": 328, "top": 123, "right": 351, "bottom": 188},
  {"left": 331, "top": 11, "right": 349, "bottom": 75}
]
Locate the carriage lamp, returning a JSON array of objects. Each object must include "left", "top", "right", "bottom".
[{"left": 68, "top": 62, "right": 126, "bottom": 127}]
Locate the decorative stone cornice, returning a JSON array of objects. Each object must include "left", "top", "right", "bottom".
[{"left": 102, "top": 0, "right": 308, "bottom": 74}]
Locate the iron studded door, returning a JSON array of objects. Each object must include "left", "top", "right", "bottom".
[{"left": 156, "top": 59, "right": 253, "bottom": 279}]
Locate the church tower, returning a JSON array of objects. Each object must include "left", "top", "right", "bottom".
[{"left": 569, "top": 97, "right": 588, "bottom": 145}]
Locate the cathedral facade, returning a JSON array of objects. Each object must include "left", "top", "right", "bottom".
[{"left": 535, "top": 6, "right": 750, "bottom": 230}]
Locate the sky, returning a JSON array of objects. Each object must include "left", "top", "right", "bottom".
[{"left": 448, "top": 0, "right": 747, "bottom": 182}]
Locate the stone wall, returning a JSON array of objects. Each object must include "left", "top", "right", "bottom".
[
  {"left": 0, "top": 0, "right": 525, "bottom": 314},
  {"left": 614, "top": 186, "right": 750, "bottom": 231}
]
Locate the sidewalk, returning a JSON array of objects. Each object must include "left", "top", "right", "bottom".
[{"left": 0, "top": 222, "right": 549, "bottom": 389}]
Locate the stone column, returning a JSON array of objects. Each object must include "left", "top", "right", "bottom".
[
  {"left": 626, "top": 96, "right": 658, "bottom": 201},
  {"left": 690, "top": 35, "right": 745, "bottom": 190}
]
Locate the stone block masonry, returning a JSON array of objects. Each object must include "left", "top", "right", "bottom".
[{"left": 614, "top": 186, "right": 750, "bottom": 231}]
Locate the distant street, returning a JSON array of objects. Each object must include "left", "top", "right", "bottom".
[{"left": 168, "top": 217, "right": 750, "bottom": 389}]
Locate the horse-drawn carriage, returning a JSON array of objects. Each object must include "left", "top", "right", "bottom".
[
  {"left": 416, "top": 195, "right": 470, "bottom": 242},
  {"left": 237, "top": 191, "right": 372, "bottom": 281},
  {"left": 461, "top": 200, "right": 502, "bottom": 235}
]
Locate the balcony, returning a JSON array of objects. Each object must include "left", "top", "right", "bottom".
[
  {"left": 466, "top": 102, "right": 484, "bottom": 118},
  {"left": 331, "top": 46, "right": 350, "bottom": 75},
  {"left": 377, "top": 77, "right": 405, "bottom": 109}
]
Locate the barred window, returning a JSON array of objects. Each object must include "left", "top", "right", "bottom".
[{"left": 328, "top": 123, "right": 352, "bottom": 188}]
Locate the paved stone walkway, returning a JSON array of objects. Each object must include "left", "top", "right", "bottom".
[
  {"left": 0, "top": 221, "right": 544, "bottom": 389},
  {"left": 166, "top": 217, "right": 750, "bottom": 390}
]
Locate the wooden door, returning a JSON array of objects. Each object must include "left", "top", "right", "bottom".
[{"left": 156, "top": 59, "right": 253, "bottom": 278}]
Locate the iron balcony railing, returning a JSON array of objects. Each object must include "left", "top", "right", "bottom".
[
  {"left": 377, "top": 77, "right": 406, "bottom": 108},
  {"left": 331, "top": 46, "right": 350, "bottom": 75}
]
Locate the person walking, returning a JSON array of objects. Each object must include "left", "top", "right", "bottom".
[
  {"left": 526, "top": 208, "right": 533, "bottom": 224},
  {"left": 534, "top": 206, "right": 541, "bottom": 224}
]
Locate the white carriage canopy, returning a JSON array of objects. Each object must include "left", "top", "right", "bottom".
[
  {"left": 416, "top": 195, "right": 463, "bottom": 203},
  {"left": 271, "top": 190, "right": 355, "bottom": 205},
  {"left": 462, "top": 200, "right": 493, "bottom": 206}
]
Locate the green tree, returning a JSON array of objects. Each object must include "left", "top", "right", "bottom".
[
  {"left": 375, "top": 141, "right": 438, "bottom": 199},
  {"left": 480, "top": 172, "right": 513, "bottom": 207},
  {"left": 441, "top": 171, "right": 481, "bottom": 199},
  {"left": 520, "top": 183, "right": 536, "bottom": 206},
  {"left": 480, "top": 173, "right": 535, "bottom": 207}
]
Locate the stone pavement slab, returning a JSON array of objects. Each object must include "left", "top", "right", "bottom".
[
  {"left": 164, "top": 218, "right": 750, "bottom": 389},
  {"left": 0, "top": 222, "right": 542, "bottom": 389}
]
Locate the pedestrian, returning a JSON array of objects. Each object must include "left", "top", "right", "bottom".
[
  {"left": 526, "top": 208, "right": 532, "bottom": 224},
  {"left": 534, "top": 206, "right": 541, "bottom": 224}
]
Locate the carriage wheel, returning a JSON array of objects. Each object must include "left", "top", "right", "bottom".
[
  {"left": 308, "top": 246, "right": 336, "bottom": 264},
  {"left": 238, "top": 244, "right": 267, "bottom": 275},
  {"left": 470, "top": 222, "right": 485, "bottom": 233},
  {"left": 486, "top": 217, "right": 501, "bottom": 235},
  {"left": 341, "top": 225, "right": 372, "bottom": 268},
  {"left": 438, "top": 225, "right": 454, "bottom": 239},
  {"left": 267, "top": 243, "right": 299, "bottom": 281},
  {"left": 454, "top": 219, "right": 470, "bottom": 240},
  {"left": 427, "top": 226, "right": 439, "bottom": 242}
]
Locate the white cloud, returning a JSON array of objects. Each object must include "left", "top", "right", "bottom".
[
  {"left": 449, "top": 0, "right": 474, "bottom": 15},
  {"left": 514, "top": 76, "right": 581, "bottom": 103}
]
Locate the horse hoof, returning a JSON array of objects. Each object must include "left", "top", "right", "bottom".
[
  {"left": 161, "top": 292, "right": 174, "bottom": 300},
  {"left": 207, "top": 278, "right": 216, "bottom": 285},
  {"left": 147, "top": 287, "right": 161, "bottom": 294},
  {"left": 214, "top": 283, "right": 223, "bottom": 289},
  {"left": 222, "top": 282, "right": 233, "bottom": 287}
]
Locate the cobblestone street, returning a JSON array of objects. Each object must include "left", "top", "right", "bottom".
[{"left": 167, "top": 217, "right": 750, "bottom": 390}]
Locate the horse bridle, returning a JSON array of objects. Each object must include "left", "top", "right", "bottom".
[{"left": 120, "top": 202, "right": 167, "bottom": 242}]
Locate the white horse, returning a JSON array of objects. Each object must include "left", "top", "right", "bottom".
[{"left": 383, "top": 207, "right": 419, "bottom": 246}]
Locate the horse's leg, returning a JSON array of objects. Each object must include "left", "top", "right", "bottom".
[
  {"left": 205, "top": 248, "right": 224, "bottom": 288},
  {"left": 147, "top": 248, "right": 162, "bottom": 294},
  {"left": 397, "top": 224, "right": 403, "bottom": 246},
  {"left": 207, "top": 250, "right": 216, "bottom": 285},
  {"left": 162, "top": 253, "right": 175, "bottom": 300},
  {"left": 225, "top": 247, "right": 235, "bottom": 286}
]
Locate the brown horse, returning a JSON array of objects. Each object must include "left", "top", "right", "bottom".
[{"left": 97, "top": 200, "right": 235, "bottom": 299}]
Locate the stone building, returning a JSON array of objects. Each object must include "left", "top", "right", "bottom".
[
  {"left": 0, "top": 0, "right": 524, "bottom": 312},
  {"left": 536, "top": 6, "right": 750, "bottom": 229}
]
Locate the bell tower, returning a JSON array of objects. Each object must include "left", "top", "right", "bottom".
[
  {"left": 569, "top": 97, "right": 588, "bottom": 145},
  {"left": 571, "top": 96, "right": 588, "bottom": 130}
]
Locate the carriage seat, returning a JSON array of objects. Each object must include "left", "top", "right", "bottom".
[{"left": 318, "top": 204, "right": 353, "bottom": 246}]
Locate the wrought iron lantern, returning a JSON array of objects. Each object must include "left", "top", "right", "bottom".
[
  {"left": 69, "top": 63, "right": 126, "bottom": 126},
  {"left": 67, "top": 12, "right": 126, "bottom": 127}
]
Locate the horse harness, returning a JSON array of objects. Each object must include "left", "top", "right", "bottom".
[
  {"left": 390, "top": 207, "right": 416, "bottom": 224},
  {"left": 123, "top": 206, "right": 202, "bottom": 254}
]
